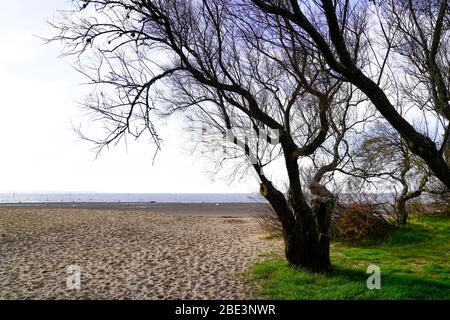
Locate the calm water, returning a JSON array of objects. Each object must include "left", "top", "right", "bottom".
[{"left": 0, "top": 193, "right": 265, "bottom": 203}]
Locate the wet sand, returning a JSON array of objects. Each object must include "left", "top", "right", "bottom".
[{"left": 0, "top": 207, "right": 280, "bottom": 299}]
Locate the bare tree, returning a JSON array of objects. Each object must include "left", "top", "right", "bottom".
[
  {"left": 427, "top": 178, "right": 450, "bottom": 214},
  {"left": 378, "top": 0, "right": 450, "bottom": 164},
  {"left": 251, "top": 0, "right": 450, "bottom": 188},
  {"left": 355, "top": 122, "right": 432, "bottom": 225},
  {"left": 48, "top": 0, "right": 375, "bottom": 272}
]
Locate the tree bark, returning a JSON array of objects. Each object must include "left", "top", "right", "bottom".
[
  {"left": 445, "top": 137, "right": 450, "bottom": 167},
  {"left": 282, "top": 217, "right": 331, "bottom": 273},
  {"left": 261, "top": 179, "right": 333, "bottom": 273},
  {"left": 395, "top": 197, "right": 408, "bottom": 225},
  {"left": 256, "top": 111, "right": 335, "bottom": 273}
]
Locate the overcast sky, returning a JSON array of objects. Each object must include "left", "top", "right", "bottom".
[{"left": 0, "top": 0, "right": 259, "bottom": 194}]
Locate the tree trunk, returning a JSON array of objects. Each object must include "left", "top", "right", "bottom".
[
  {"left": 445, "top": 137, "right": 450, "bottom": 167},
  {"left": 261, "top": 133, "right": 333, "bottom": 272},
  {"left": 282, "top": 221, "right": 330, "bottom": 273},
  {"left": 395, "top": 197, "right": 408, "bottom": 225},
  {"left": 277, "top": 198, "right": 332, "bottom": 273},
  {"left": 261, "top": 180, "right": 332, "bottom": 273}
]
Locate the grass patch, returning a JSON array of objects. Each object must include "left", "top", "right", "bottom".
[{"left": 248, "top": 217, "right": 450, "bottom": 299}]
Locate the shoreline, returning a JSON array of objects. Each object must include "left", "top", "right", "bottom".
[{"left": 0, "top": 202, "right": 270, "bottom": 217}]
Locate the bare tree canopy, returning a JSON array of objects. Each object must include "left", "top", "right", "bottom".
[
  {"left": 48, "top": 0, "right": 449, "bottom": 272},
  {"left": 354, "top": 122, "right": 432, "bottom": 224},
  {"left": 250, "top": 0, "right": 450, "bottom": 187}
]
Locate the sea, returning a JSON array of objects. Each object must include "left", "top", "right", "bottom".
[{"left": 0, "top": 193, "right": 265, "bottom": 204}]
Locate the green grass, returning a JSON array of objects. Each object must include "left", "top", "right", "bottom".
[{"left": 248, "top": 216, "right": 450, "bottom": 299}]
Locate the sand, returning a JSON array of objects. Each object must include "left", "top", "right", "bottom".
[
  {"left": 0, "top": 202, "right": 269, "bottom": 216},
  {"left": 0, "top": 208, "right": 281, "bottom": 299}
]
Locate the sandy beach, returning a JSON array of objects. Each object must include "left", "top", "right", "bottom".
[
  {"left": 0, "top": 206, "right": 280, "bottom": 299},
  {"left": 0, "top": 202, "right": 268, "bottom": 216}
]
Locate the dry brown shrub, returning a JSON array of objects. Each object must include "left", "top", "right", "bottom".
[
  {"left": 330, "top": 193, "right": 395, "bottom": 243},
  {"left": 254, "top": 204, "right": 283, "bottom": 238},
  {"left": 429, "top": 196, "right": 450, "bottom": 217},
  {"left": 254, "top": 193, "right": 398, "bottom": 243}
]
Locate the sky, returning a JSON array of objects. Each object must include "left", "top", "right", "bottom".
[{"left": 0, "top": 0, "right": 258, "bottom": 194}]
